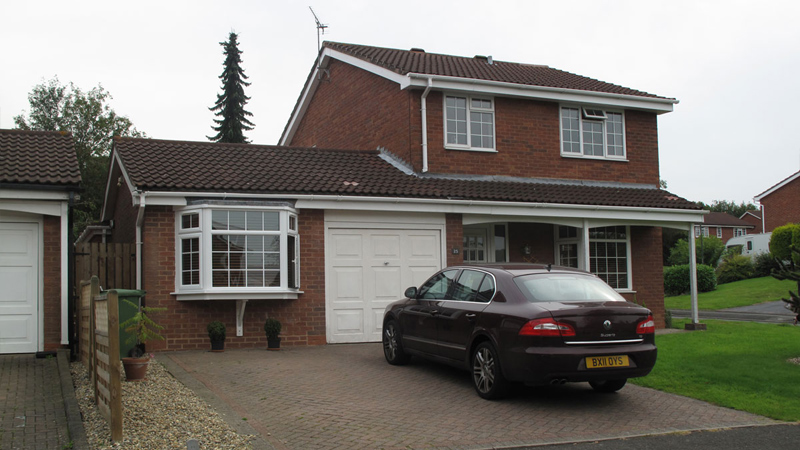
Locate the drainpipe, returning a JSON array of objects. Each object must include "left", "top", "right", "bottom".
[
  {"left": 135, "top": 192, "right": 146, "bottom": 290},
  {"left": 760, "top": 204, "right": 766, "bottom": 233},
  {"left": 421, "top": 77, "right": 433, "bottom": 173}
]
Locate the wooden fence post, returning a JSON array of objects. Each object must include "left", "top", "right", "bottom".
[{"left": 107, "top": 290, "right": 123, "bottom": 442}]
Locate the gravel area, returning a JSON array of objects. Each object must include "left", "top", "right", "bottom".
[{"left": 71, "top": 360, "right": 255, "bottom": 449}]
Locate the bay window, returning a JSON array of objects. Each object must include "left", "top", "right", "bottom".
[{"left": 555, "top": 225, "right": 631, "bottom": 291}]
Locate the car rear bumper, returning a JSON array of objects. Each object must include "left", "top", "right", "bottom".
[{"left": 502, "top": 342, "right": 657, "bottom": 385}]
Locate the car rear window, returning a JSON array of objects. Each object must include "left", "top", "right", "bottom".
[{"left": 513, "top": 273, "right": 626, "bottom": 303}]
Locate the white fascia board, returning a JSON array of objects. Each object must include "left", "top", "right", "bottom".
[
  {"left": 0, "top": 198, "right": 65, "bottom": 216},
  {"left": 0, "top": 189, "right": 70, "bottom": 202},
  {"left": 407, "top": 74, "right": 676, "bottom": 114},
  {"left": 754, "top": 170, "right": 800, "bottom": 201},
  {"left": 101, "top": 151, "right": 139, "bottom": 221}
]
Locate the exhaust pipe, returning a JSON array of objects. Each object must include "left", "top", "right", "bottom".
[{"left": 549, "top": 378, "right": 567, "bottom": 385}]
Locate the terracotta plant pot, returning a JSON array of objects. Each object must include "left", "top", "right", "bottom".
[
  {"left": 122, "top": 357, "right": 150, "bottom": 381},
  {"left": 267, "top": 336, "right": 281, "bottom": 351},
  {"left": 210, "top": 339, "right": 225, "bottom": 352}
]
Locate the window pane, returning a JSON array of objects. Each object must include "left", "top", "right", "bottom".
[
  {"left": 477, "top": 276, "right": 495, "bottom": 302},
  {"left": 265, "top": 271, "right": 280, "bottom": 287},
  {"left": 246, "top": 211, "right": 263, "bottom": 230},
  {"left": 494, "top": 225, "right": 506, "bottom": 262},
  {"left": 229, "top": 211, "right": 246, "bottom": 230},
  {"left": 263, "top": 212, "right": 280, "bottom": 231},
  {"left": 452, "top": 270, "right": 486, "bottom": 302},
  {"left": 264, "top": 235, "right": 280, "bottom": 252},
  {"left": 288, "top": 235, "right": 298, "bottom": 289},
  {"left": 212, "top": 210, "right": 227, "bottom": 230}
]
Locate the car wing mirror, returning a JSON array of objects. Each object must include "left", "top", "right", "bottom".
[{"left": 404, "top": 286, "right": 418, "bottom": 299}]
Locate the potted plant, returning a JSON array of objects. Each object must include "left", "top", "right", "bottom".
[
  {"left": 119, "top": 299, "right": 166, "bottom": 381},
  {"left": 264, "top": 317, "right": 282, "bottom": 350},
  {"left": 207, "top": 320, "right": 226, "bottom": 352}
]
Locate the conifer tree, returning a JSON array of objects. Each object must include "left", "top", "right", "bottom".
[{"left": 208, "top": 32, "right": 254, "bottom": 143}]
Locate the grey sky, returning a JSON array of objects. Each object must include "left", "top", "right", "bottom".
[{"left": 2, "top": 0, "right": 798, "bottom": 205}]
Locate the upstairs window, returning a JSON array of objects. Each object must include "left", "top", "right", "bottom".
[
  {"left": 561, "top": 106, "right": 625, "bottom": 159},
  {"left": 445, "top": 95, "right": 495, "bottom": 150}
]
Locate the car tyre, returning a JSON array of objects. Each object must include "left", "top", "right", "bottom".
[
  {"left": 383, "top": 319, "right": 411, "bottom": 365},
  {"left": 589, "top": 379, "right": 627, "bottom": 393},
  {"left": 471, "top": 341, "right": 509, "bottom": 400}
]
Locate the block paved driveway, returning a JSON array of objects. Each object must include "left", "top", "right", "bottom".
[{"left": 166, "top": 343, "right": 777, "bottom": 450}]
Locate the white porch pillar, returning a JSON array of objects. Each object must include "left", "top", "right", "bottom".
[
  {"left": 686, "top": 224, "right": 706, "bottom": 330},
  {"left": 581, "top": 219, "right": 590, "bottom": 271}
]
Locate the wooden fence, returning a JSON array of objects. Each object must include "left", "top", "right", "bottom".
[
  {"left": 75, "top": 242, "right": 136, "bottom": 291},
  {"left": 80, "top": 276, "right": 123, "bottom": 442}
]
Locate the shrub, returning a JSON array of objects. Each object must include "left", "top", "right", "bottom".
[
  {"left": 753, "top": 252, "right": 780, "bottom": 278},
  {"left": 667, "top": 237, "right": 726, "bottom": 268},
  {"left": 716, "top": 255, "right": 755, "bottom": 284},
  {"left": 207, "top": 320, "right": 226, "bottom": 342},
  {"left": 664, "top": 264, "right": 716, "bottom": 296},
  {"left": 770, "top": 224, "right": 800, "bottom": 266}
]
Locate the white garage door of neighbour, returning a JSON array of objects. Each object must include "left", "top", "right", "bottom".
[
  {"left": 327, "top": 228, "right": 441, "bottom": 343},
  {"left": 0, "top": 222, "right": 39, "bottom": 354}
]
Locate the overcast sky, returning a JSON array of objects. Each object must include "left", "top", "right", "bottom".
[{"left": 2, "top": 0, "right": 799, "bottom": 205}]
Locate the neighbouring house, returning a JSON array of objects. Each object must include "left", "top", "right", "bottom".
[
  {"left": 739, "top": 209, "right": 763, "bottom": 234},
  {"left": 0, "top": 129, "right": 81, "bottom": 354},
  {"left": 754, "top": 169, "right": 800, "bottom": 232},
  {"left": 101, "top": 43, "right": 705, "bottom": 351},
  {"left": 694, "top": 212, "right": 754, "bottom": 241}
]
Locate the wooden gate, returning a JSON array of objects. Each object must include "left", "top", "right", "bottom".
[{"left": 75, "top": 243, "right": 136, "bottom": 289}]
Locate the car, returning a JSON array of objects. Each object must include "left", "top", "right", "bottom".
[{"left": 382, "top": 264, "right": 657, "bottom": 399}]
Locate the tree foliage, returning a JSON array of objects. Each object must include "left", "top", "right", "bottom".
[
  {"left": 696, "top": 200, "right": 758, "bottom": 218},
  {"left": 14, "top": 77, "right": 144, "bottom": 233},
  {"left": 771, "top": 247, "right": 800, "bottom": 324},
  {"left": 667, "top": 236, "right": 727, "bottom": 268},
  {"left": 769, "top": 223, "right": 800, "bottom": 266},
  {"left": 208, "top": 32, "right": 254, "bottom": 143}
]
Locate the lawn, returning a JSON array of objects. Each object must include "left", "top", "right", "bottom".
[
  {"left": 664, "top": 276, "right": 797, "bottom": 310},
  {"left": 631, "top": 319, "right": 800, "bottom": 421}
]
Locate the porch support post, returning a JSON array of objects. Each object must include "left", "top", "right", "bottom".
[
  {"left": 236, "top": 300, "right": 248, "bottom": 337},
  {"left": 686, "top": 224, "right": 706, "bottom": 330},
  {"left": 581, "top": 219, "right": 590, "bottom": 271}
]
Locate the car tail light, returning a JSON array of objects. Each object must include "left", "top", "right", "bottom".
[
  {"left": 519, "top": 318, "right": 576, "bottom": 337},
  {"left": 636, "top": 315, "right": 655, "bottom": 334}
]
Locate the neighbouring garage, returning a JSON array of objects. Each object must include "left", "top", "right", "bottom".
[
  {"left": 0, "top": 221, "right": 40, "bottom": 353},
  {"left": 325, "top": 212, "right": 445, "bottom": 343}
]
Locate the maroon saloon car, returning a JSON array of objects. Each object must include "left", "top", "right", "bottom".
[{"left": 382, "top": 264, "right": 657, "bottom": 399}]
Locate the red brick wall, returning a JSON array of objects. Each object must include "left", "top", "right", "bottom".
[
  {"left": 446, "top": 214, "right": 464, "bottom": 266},
  {"left": 43, "top": 215, "right": 63, "bottom": 350},
  {"left": 290, "top": 59, "right": 415, "bottom": 164},
  {"left": 740, "top": 213, "right": 763, "bottom": 234},
  {"left": 626, "top": 226, "right": 665, "bottom": 328},
  {"left": 289, "top": 62, "right": 662, "bottom": 185},
  {"left": 508, "top": 223, "right": 555, "bottom": 263},
  {"left": 761, "top": 177, "right": 800, "bottom": 232},
  {"left": 141, "top": 207, "right": 327, "bottom": 352}
]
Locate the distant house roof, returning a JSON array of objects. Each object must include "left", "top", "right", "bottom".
[
  {"left": 740, "top": 209, "right": 761, "bottom": 220},
  {"left": 325, "top": 42, "right": 669, "bottom": 100},
  {"left": 755, "top": 170, "right": 800, "bottom": 201},
  {"left": 0, "top": 129, "right": 81, "bottom": 188},
  {"left": 111, "top": 137, "right": 701, "bottom": 211},
  {"left": 702, "top": 212, "right": 754, "bottom": 228}
]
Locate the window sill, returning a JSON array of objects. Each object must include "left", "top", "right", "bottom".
[
  {"left": 445, "top": 145, "right": 498, "bottom": 153},
  {"left": 561, "top": 153, "right": 628, "bottom": 162},
  {"left": 173, "top": 290, "right": 303, "bottom": 301}
]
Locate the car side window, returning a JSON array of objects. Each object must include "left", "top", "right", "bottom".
[
  {"left": 418, "top": 269, "right": 458, "bottom": 299},
  {"left": 476, "top": 274, "right": 495, "bottom": 303},
  {"left": 452, "top": 270, "right": 488, "bottom": 302}
]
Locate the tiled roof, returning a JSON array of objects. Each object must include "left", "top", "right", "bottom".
[
  {"left": 0, "top": 129, "right": 81, "bottom": 187},
  {"left": 703, "top": 212, "right": 753, "bottom": 227},
  {"left": 114, "top": 137, "right": 700, "bottom": 211},
  {"left": 325, "top": 42, "right": 669, "bottom": 100}
]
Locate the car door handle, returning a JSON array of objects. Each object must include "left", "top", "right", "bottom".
[
  {"left": 430, "top": 309, "right": 439, "bottom": 316},
  {"left": 466, "top": 313, "right": 477, "bottom": 321}
]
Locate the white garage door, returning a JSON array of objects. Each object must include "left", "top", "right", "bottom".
[
  {"left": 327, "top": 228, "right": 442, "bottom": 343},
  {"left": 0, "top": 222, "right": 39, "bottom": 354}
]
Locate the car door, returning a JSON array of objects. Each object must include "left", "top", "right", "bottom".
[
  {"left": 435, "top": 269, "right": 495, "bottom": 363},
  {"left": 398, "top": 269, "right": 457, "bottom": 355}
]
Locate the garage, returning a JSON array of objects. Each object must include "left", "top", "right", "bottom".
[
  {"left": 325, "top": 215, "right": 444, "bottom": 343},
  {"left": 0, "top": 222, "right": 39, "bottom": 354}
]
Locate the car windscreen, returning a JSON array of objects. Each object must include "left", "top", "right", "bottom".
[{"left": 513, "top": 273, "right": 626, "bottom": 303}]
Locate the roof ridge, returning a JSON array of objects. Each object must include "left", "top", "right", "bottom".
[
  {"left": 0, "top": 128, "right": 73, "bottom": 137},
  {"left": 113, "top": 136, "right": 379, "bottom": 155}
]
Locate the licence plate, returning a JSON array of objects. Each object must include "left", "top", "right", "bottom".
[{"left": 586, "top": 355, "right": 629, "bottom": 369}]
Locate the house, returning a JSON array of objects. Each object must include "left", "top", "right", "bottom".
[
  {"left": 0, "top": 129, "right": 81, "bottom": 354},
  {"left": 694, "top": 212, "right": 753, "bottom": 241},
  {"left": 739, "top": 209, "right": 763, "bottom": 234},
  {"left": 754, "top": 169, "right": 800, "bottom": 232},
  {"left": 101, "top": 43, "right": 704, "bottom": 351}
]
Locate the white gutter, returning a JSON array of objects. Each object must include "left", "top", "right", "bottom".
[
  {"left": 421, "top": 77, "right": 433, "bottom": 173},
  {"left": 135, "top": 192, "right": 146, "bottom": 290}
]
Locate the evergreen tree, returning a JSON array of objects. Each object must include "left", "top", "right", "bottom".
[
  {"left": 771, "top": 247, "right": 800, "bottom": 324},
  {"left": 208, "top": 32, "right": 254, "bottom": 143}
]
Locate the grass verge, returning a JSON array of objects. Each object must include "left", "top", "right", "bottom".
[
  {"left": 632, "top": 319, "right": 800, "bottom": 421},
  {"left": 665, "top": 276, "right": 797, "bottom": 310}
]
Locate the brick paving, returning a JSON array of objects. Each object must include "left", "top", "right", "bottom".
[
  {"left": 0, "top": 353, "right": 72, "bottom": 450},
  {"left": 166, "top": 343, "right": 777, "bottom": 450}
]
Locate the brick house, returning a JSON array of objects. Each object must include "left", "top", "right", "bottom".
[
  {"left": 754, "top": 170, "right": 800, "bottom": 232},
  {"left": 0, "top": 129, "right": 81, "bottom": 354},
  {"left": 101, "top": 43, "right": 704, "bottom": 351},
  {"left": 739, "top": 210, "right": 763, "bottom": 234},
  {"left": 694, "top": 212, "right": 754, "bottom": 241}
]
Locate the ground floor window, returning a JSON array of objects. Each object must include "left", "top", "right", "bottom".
[
  {"left": 555, "top": 225, "right": 631, "bottom": 290},
  {"left": 463, "top": 224, "right": 507, "bottom": 263}
]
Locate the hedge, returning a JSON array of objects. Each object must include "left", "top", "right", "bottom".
[{"left": 664, "top": 264, "right": 717, "bottom": 296}]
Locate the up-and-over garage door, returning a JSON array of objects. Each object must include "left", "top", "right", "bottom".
[
  {"left": 0, "top": 222, "right": 39, "bottom": 354},
  {"left": 326, "top": 227, "right": 442, "bottom": 343}
]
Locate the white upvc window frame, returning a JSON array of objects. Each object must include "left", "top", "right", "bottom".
[
  {"left": 560, "top": 105, "right": 627, "bottom": 160},
  {"left": 444, "top": 94, "right": 496, "bottom": 152},
  {"left": 588, "top": 225, "right": 632, "bottom": 291},
  {"left": 174, "top": 205, "right": 300, "bottom": 300},
  {"left": 716, "top": 227, "right": 723, "bottom": 238},
  {"left": 554, "top": 225, "right": 632, "bottom": 291},
  {"left": 734, "top": 227, "right": 746, "bottom": 237}
]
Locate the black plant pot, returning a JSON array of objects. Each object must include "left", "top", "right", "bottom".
[
  {"left": 267, "top": 336, "right": 281, "bottom": 351},
  {"left": 210, "top": 339, "right": 225, "bottom": 352}
]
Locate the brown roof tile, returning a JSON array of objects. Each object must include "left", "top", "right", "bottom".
[
  {"left": 703, "top": 212, "right": 754, "bottom": 227},
  {"left": 0, "top": 129, "right": 81, "bottom": 187},
  {"left": 325, "top": 42, "right": 669, "bottom": 100},
  {"left": 114, "top": 137, "right": 700, "bottom": 211}
]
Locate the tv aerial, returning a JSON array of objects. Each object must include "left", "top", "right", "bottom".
[{"left": 309, "top": 7, "right": 328, "bottom": 52}]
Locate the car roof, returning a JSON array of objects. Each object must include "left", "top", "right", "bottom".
[{"left": 447, "top": 263, "right": 592, "bottom": 277}]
